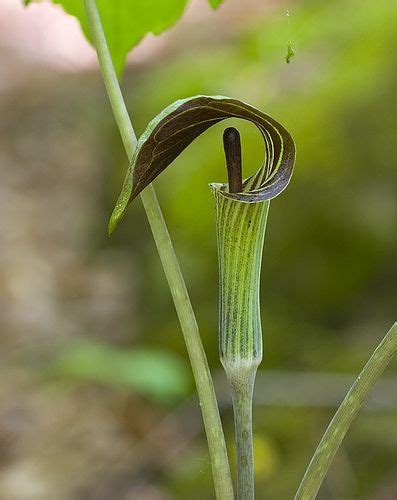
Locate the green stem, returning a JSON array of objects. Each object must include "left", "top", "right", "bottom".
[
  {"left": 230, "top": 368, "right": 257, "bottom": 500},
  {"left": 295, "top": 322, "right": 397, "bottom": 500},
  {"left": 83, "top": 1, "right": 233, "bottom": 498}
]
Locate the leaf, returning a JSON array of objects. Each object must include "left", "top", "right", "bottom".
[
  {"left": 54, "top": 341, "right": 191, "bottom": 403},
  {"left": 109, "top": 95, "right": 296, "bottom": 234},
  {"left": 24, "top": 0, "right": 224, "bottom": 75}
]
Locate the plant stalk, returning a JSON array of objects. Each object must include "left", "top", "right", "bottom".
[
  {"left": 295, "top": 322, "right": 397, "bottom": 499},
  {"left": 83, "top": 1, "right": 233, "bottom": 498},
  {"left": 230, "top": 368, "right": 257, "bottom": 500},
  {"left": 213, "top": 181, "right": 270, "bottom": 500}
]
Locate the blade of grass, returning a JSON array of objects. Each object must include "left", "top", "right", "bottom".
[
  {"left": 82, "top": 1, "right": 233, "bottom": 497},
  {"left": 295, "top": 322, "right": 397, "bottom": 500}
]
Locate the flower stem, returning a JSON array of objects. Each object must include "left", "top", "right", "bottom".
[
  {"left": 83, "top": 1, "right": 233, "bottom": 498},
  {"left": 213, "top": 181, "right": 270, "bottom": 500},
  {"left": 295, "top": 322, "right": 397, "bottom": 499},
  {"left": 230, "top": 368, "right": 257, "bottom": 500}
]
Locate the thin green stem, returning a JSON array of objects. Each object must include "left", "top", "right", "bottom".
[
  {"left": 230, "top": 368, "right": 257, "bottom": 500},
  {"left": 83, "top": 1, "right": 233, "bottom": 498},
  {"left": 295, "top": 322, "right": 397, "bottom": 500}
]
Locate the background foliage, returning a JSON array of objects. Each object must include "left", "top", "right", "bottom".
[{"left": 1, "top": 0, "right": 397, "bottom": 498}]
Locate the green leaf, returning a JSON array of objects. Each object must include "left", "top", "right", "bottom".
[
  {"left": 109, "top": 95, "right": 295, "bottom": 234},
  {"left": 54, "top": 341, "right": 191, "bottom": 403},
  {"left": 24, "top": 1, "right": 224, "bottom": 75}
]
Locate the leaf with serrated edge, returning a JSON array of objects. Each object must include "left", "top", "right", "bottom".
[{"left": 109, "top": 95, "right": 295, "bottom": 234}]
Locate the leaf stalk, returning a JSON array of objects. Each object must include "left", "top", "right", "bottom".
[
  {"left": 296, "top": 322, "right": 397, "bottom": 499},
  {"left": 83, "top": 1, "right": 233, "bottom": 498}
]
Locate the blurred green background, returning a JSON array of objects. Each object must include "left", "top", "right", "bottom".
[{"left": 1, "top": 0, "right": 397, "bottom": 498}]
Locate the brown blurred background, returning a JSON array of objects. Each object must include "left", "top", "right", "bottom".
[{"left": 1, "top": 0, "right": 397, "bottom": 498}]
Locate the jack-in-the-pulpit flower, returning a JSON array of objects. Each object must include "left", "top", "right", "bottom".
[
  {"left": 109, "top": 96, "right": 295, "bottom": 500},
  {"left": 108, "top": 96, "right": 295, "bottom": 232}
]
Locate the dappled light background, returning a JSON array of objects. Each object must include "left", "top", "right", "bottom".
[{"left": 1, "top": 0, "right": 397, "bottom": 498}]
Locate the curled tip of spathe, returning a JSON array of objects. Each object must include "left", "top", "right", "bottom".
[{"left": 109, "top": 95, "right": 296, "bottom": 232}]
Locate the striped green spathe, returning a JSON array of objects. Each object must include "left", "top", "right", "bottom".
[
  {"left": 108, "top": 96, "right": 295, "bottom": 234},
  {"left": 212, "top": 185, "right": 269, "bottom": 376}
]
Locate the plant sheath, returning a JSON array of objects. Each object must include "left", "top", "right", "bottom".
[
  {"left": 83, "top": 1, "right": 233, "bottom": 498},
  {"left": 295, "top": 322, "right": 397, "bottom": 499}
]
